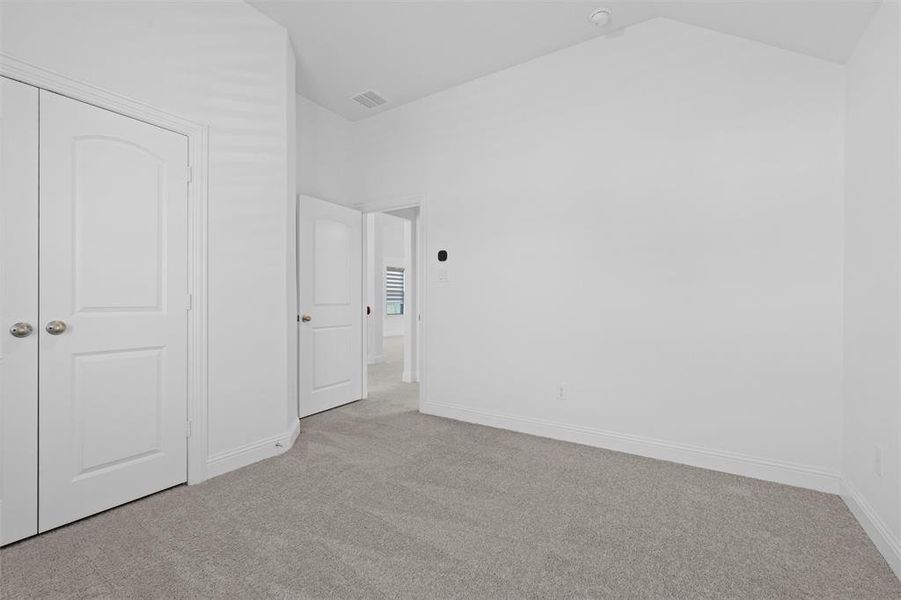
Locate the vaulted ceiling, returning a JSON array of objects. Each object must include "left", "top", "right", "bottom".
[{"left": 249, "top": 1, "right": 881, "bottom": 121}]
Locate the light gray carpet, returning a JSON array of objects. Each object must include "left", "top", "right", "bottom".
[{"left": 2, "top": 336, "right": 900, "bottom": 599}]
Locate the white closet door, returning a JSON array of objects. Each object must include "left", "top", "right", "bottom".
[
  {"left": 39, "top": 91, "right": 190, "bottom": 532},
  {"left": 298, "top": 196, "right": 362, "bottom": 417},
  {"left": 0, "top": 77, "right": 39, "bottom": 545}
]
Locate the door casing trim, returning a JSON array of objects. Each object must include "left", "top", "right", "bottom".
[{"left": 1, "top": 52, "right": 211, "bottom": 485}]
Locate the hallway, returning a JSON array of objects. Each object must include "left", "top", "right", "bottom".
[{"left": 366, "top": 335, "right": 417, "bottom": 412}]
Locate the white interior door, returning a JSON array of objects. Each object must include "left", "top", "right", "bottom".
[
  {"left": 0, "top": 77, "right": 39, "bottom": 545},
  {"left": 38, "top": 91, "right": 190, "bottom": 532},
  {"left": 298, "top": 196, "right": 362, "bottom": 417}
]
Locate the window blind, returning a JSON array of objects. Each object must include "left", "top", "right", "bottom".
[{"left": 386, "top": 267, "right": 404, "bottom": 315}]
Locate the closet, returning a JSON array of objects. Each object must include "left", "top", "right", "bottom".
[{"left": 1, "top": 76, "right": 190, "bottom": 545}]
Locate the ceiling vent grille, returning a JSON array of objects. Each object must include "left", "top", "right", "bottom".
[{"left": 351, "top": 90, "right": 388, "bottom": 109}]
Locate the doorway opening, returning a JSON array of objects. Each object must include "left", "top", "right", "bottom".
[{"left": 363, "top": 206, "right": 421, "bottom": 412}]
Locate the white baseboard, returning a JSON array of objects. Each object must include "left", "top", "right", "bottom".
[
  {"left": 368, "top": 353, "right": 385, "bottom": 365},
  {"left": 841, "top": 480, "right": 901, "bottom": 580},
  {"left": 206, "top": 419, "right": 300, "bottom": 479},
  {"left": 420, "top": 401, "right": 839, "bottom": 494}
]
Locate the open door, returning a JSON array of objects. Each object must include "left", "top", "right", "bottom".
[{"left": 298, "top": 196, "right": 363, "bottom": 417}]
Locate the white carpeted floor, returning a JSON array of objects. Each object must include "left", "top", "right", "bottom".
[{"left": 2, "top": 336, "right": 899, "bottom": 598}]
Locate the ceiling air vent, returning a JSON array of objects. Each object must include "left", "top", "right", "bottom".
[{"left": 352, "top": 90, "right": 388, "bottom": 109}]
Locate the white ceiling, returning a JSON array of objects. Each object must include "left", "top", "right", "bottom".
[{"left": 249, "top": 1, "right": 880, "bottom": 121}]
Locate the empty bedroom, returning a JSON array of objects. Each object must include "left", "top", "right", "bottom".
[{"left": 2, "top": 1, "right": 901, "bottom": 598}]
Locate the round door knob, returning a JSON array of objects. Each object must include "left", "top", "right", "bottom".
[
  {"left": 301, "top": 314, "right": 312, "bottom": 323},
  {"left": 9, "top": 322, "right": 33, "bottom": 338},
  {"left": 45, "top": 320, "right": 67, "bottom": 335}
]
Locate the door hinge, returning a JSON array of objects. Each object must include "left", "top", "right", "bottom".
[
  {"left": 186, "top": 420, "right": 192, "bottom": 438},
  {"left": 186, "top": 165, "right": 193, "bottom": 183},
  {"left": 185, "top": 294, "right": 193, "bottom": 310}
]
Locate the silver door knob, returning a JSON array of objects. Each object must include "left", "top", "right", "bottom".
[
  {"left": 9, "top": 322, "right": 33, "bottom": 338},
  {"left": 45, "top": 320, "right": 67, "bottom": 335},
  {"left": 301, "top": 314, "right": 312, "bottom": 323}
]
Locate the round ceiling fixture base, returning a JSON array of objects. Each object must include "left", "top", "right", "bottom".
[{"left": 589, "top": 8, "right": 612, "bottom": 27}]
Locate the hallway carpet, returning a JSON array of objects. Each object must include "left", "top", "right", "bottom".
[{"left": 2, "top": 337, "right": 900, "bottom": 599}]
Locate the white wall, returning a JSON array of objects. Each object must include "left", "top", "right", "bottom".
[
  {"left": 366, "top": 212, "right": 408, "bottom": 359},
  {"left": 1, "top": 2, "right": 297, "bottom": 472},
  {"left": 842, "top": 0, "right": 901, "bottom": 576},
  {"left": 353, "top": 17, "right": 845, "bottom": 491},
  {"left": 381, "top": 213, "right": 408, "bottom": 338},
  {"left": 297, "top": 94, "right": 352, "bottom": 206},
  {"left": 285, "top": 39, "right": 299, "bottom": 432},
  {"left": 366, "top": 214, "right": 384, "bottom": 362}
]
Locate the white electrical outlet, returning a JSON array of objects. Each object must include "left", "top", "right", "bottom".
[
  {"left": 558, "top": 383, "right": 567, "bottom": 401},
  {"left": 875, "top": 446, "right": 884, "bottom": 478}
]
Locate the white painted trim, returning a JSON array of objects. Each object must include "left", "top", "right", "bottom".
[
  {"left": 207, "top": 419, "right": 300, "bottom": 479},
  {"left": 0, "top": 52, "right": 211, "bottom": 485},
  {"left": 417, "top": 195, "right": 429, "bottom": 410},
  {"left": 842, "top": 480, "right": 901, "bottom": 580},
  {"left": 421, "top": 400, "right": 840, "bottom": 493},
  {"left": 360, "top": 212, "right": 369, "bottom": 400}
]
